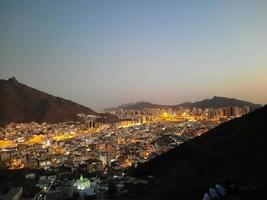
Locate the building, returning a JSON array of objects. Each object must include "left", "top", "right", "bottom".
[{"left": 74, "top": 174, "right": 91, "bottom": 190}]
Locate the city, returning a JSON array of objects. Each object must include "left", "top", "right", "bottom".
[
  {"left": 1, "top": 1, "right": 267, "bottom": 200},
  {"left": 0, "top": 106, "right": 250, "bottom": 199}
]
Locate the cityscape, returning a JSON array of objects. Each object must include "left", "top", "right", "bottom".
[
  {"left": 1, "top": 1, "right": 267, "bottom": 200},
  {"left": 0, "top": 103, "right": 251, "bottom": 199}
]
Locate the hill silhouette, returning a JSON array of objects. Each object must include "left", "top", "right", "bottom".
[
  {"left": 0, "top": 77, "right": 97, "bottom": 126},
  {"left": 121, "top": 105, "right": 267, "bottom": 200},
  {"left": 180, "top": 96, "right": 261, "bottom": 110},
  {"left": 106, "top": 96, "right": 261, "bottom": 111},
  {"left": 118, "top": 101, "right": 169, "bottom": 110}
]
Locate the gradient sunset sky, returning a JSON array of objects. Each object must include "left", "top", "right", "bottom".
[{"left": 1, "top": 0, "right": 267, "bottom": 110}]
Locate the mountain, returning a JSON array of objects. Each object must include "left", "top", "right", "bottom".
[
  {"left": 177, "top": 96, "right": 262, "bottom": 110},
  {"left": 116, "top": 101, "right": 169, "bottom": 110},
  {"left": 0, "top": 77, "right": 97, "bottom": 126},
  {"left": 103, "top": 101, "right": 167, "bottom": 112},
  {"left": 105, "top": 96, "right": 261, "bottom": 111},
  {"left": 120, "top": 105, "right": 267, "bottom": 200}
]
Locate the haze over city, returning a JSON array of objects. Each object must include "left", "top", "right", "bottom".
[{"left": 1, "top": 0, "right": 267, "bottom": 110}]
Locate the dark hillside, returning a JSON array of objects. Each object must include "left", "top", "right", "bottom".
[
  {"left": 122, "top": 105, "right": 267, "bottom": 200},
  {"left": 0, "top": 77, "right": 97, "bottom": 126}
]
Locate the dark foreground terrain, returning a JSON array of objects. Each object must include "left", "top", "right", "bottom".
[{"left": 120, "top": 105, "right": 267, "bottom": 200}]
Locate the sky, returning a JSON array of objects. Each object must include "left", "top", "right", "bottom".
[{"left": 1, "top": 0, "right": 267, "bottom": 110}]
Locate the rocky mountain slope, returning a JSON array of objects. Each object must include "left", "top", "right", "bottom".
[{"left": 0, "top": 77, "right": 97, "bottom": 126}]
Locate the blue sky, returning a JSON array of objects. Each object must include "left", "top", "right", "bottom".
[{"left": 1, "top": 0, "right": 267, "bottom": 110}]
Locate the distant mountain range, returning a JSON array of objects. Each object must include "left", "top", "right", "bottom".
[
  {"left": 181, "top": 96, "right": 262, "bottom": 109},
  {"left": 0, "top": 77, "right": 263, "bottom": 127},
  {"left": 0, "top": 77, "right": 98, "bottom": 126},
  {"left": 121, "top": 105, "right": 267, "bottom": 200},
  {"left": 105, "top": 96, "right": 262, "bottom": 111},
  {"left": 109, "top": 101, "right": 170, "bottom": 111}
]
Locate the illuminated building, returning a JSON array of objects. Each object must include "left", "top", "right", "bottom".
[{"left": 74, "top": 174, "right": 91, "bottom": 190}]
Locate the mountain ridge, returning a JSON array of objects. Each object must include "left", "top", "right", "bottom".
[
  {"left": 184, "top": 96, "right": 261, "bottom": 109},
  {"left": 105, "top": 96, "right": 262, "bottom": 111},
  {"left": 120, "top": 105, "right": 267, "bottom": 200},
  {"left": 0, "top": 77, "right": 97, "bottom": 126}
]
